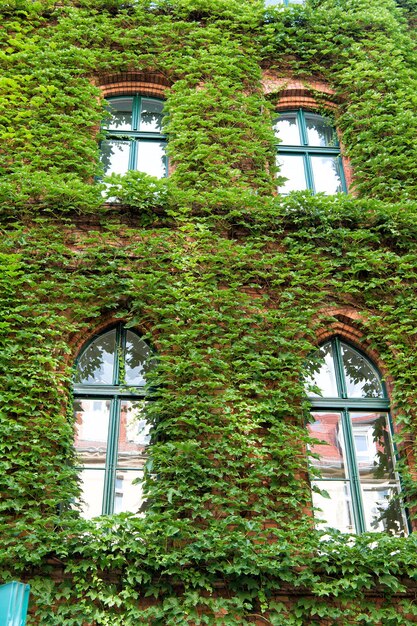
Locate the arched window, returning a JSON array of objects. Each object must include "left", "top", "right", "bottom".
[
  {"left": 274, "top": 109, "right": 346, "bottom": 194},
  {"left": 306, "top": 337, "right": 408, "bottom": 535},
  {"left": 73, "top": 324, "right": 152, "bottom": 518},
  {"left": 100, "top": 94, "right": 167, "bottom": 178}
]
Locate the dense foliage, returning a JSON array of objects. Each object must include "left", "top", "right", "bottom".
[{"left": 2, "top": 0, "right": 417, "bottom": 623}]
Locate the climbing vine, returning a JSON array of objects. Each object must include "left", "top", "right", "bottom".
[{"left": 2, "top": 0, "right": 417, "bottom": 623}]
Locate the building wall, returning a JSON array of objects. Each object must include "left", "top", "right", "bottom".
[{"left": 2, "top": 0, "right": 417, "bottom": 623}]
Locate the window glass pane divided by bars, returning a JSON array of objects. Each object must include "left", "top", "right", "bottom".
[
  {"left": 306, "top": 337, "right": 408, "bottom": 535},
  {"left": 274, "top": 109, "right": 346, "bottom": 194},
  {"left": 73, "top": 324, "right": 152, "bottom": 517},
  {"left": 100, "top": 95, "right": 167, "bottom": 178}
]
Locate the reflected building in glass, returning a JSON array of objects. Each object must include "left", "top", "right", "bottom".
[
  {"left": 305, "top": 337, "right": 407, "bottom": 535},
  {"left": 73, "top": 325, "right": 152, "bottom": 517}
]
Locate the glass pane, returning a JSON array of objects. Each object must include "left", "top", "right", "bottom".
[
  {"left": 274, "top": 112, "right": 301, "bottom": 145},
  {"left": 310, "top": 156, "right": 343, "bottom": 194},
  {"left": 277, "top": 154, "right": 307, "bottom": 193},
  {"left": 305, "top": 341, "right": 338, "bottom": 397},
  {"left": 74, "top": 399, "right": 111, "bottom": 462},
  {"left": 140, "top": 98, "right": 164, "bottom": 132},
  {"left": 341, "top": 343, "right": 384, "bottom": 398},
  {"left": 77, "top": 469, "right": 106, "bottom": 519},
  {"left": 136, "top": 141, "right": 167, "bottom": 178},
  {"left": 351, "top": 411, "right": 406, "bottom": 535},
  {"left": 117, "top": 400, "right": 150, "bottom": 467},
  {"left": 311, "top": 480, "right": 355, "bottom": 533},
  {"left": 308, "top": 412, "right": 348, "bottom": 479},
  {"left": 351, "top": 412, "right": 395, "bottom": 480},
  {"left": 125, "top": 331, "right": 151, "bottom": 386},
  {"left": 113, "top": 470, "right": 146, "bottom": 514},
  {"left": 305, "top": 113, "right": 337, "bottom": 147},
  {"left": 106, "top": 97, "right": 133, "bottom": 131},
  {"left": 361, "top": 484, "right": 407, "bottom": 535},
  {"left": 75, "top": 330, "right": 116, "bottom": 385},
  {"left": 100, "top": 139, "right": 131, "bottom": 176}
]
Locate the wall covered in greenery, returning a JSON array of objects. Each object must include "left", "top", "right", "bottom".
[{"left": 2, "top": 0, "right": 417, "bottom": 623}]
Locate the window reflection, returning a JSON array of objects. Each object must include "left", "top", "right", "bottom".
[
  {"left": 306, "top": 337, "right": 407, "bottom": 535},
  {"left": 101, "top": 95, "right": 167, "bottom": 178},
  {"left": 73, "top": 325, "right": 153, "bottom": 517},
  {"left": 277, "top": 155, "right": 307, "bottom": 193},
  {"left": 341, "top": 344, "right": 383, "bottom": 398},
  {"left": 74, "top": 330, "right": 116, "bottom": 385},
  {"left": 275, "top": 109, "right": 345, "bottom": 194},
  {"left": 106, "top": 97, "right": 134, "bottom": 131},
  {"left": 310, "top": 156, "right": 343, "bottom": 194}
]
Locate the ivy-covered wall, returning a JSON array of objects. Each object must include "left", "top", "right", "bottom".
[{"left": 2, "top": 0, "right": 417, "bottom": 623}]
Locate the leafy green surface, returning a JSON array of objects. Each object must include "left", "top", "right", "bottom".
[{"left": 2, "top": 0, "right": 417, "bottom": 623}]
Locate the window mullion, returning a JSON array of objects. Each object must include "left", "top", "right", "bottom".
[
  {"left": 103, "top": 397, "right": 121, "bottom": 514},
  {"left": 343, "top": 409, "right": 366, "bottom": 533},
  {"left": 298, "top": 110, "right": 314, "bottom": 191},
  {"left": 114, "top": 324, "right": 123, "bottom": 386},
  {"left": 333, "top": 337, "right": 347, "bottom": 398},
  {"left": 132, "top": 94, "right": 140, "bottom": 131},
  {"left": 304, "top": 155, "right": 315, "bottom": 192},
  {"left": 298, "top": 109, "right": 308, "bottom": 146},
  {"left": 334, "top": 338, "right": 366, "bottom": 532}
]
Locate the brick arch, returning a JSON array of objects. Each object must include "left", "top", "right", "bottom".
[
  {"left": 96, "top": 72, "right": 171, "bottom": 99},
  {"left": 262, "top": 74, "right": 337, "bottom": 111},
  {"left": 313, "top": 307, "right": 394, "bottom": 398}
]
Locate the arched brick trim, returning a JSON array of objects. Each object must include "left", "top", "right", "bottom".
[
  {"left": 314, "top": 308, "right": 392, "bottom": 391},
  {"left": 96, "top": 72, "right": 171, "bottom": 99},
  {"left": 262, "top": 74, "right": 337, "bottom": 111}
]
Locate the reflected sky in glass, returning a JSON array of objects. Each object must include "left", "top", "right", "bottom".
[
  {"left": 311, "top": 480, "right": 355, "bottom": 533},
  {"left": 75, "top": 330, "right": 116, "bottom": 385},
  {"left": 101, "top": 140, "right": 131, "bottom": 176},
  {"left": 137, "top": 141, "right": 167, "bottom": 178},
  {"left": 106, "top": 97, "right": 133, "bottom": 131},
  {"left": 140, "top": 99, "right": 164, "bottom": 132},
  {"left": 311, "top": 156, "right": 343, "bottom": 194},
  {"left": 125, "top": 331, "right": 151, "bottom": 386},
  {"left": 341, "top": 344, "right": 383, "bottom": 398},
  {"left": 274, "top": 113, "right": 300, "bottom": 145},
  {"left": 277, "top": 154, "right": 306, "bottom": 193},
  {"left": 305, "top": 113, "right": 337, "bottom": 147},
  {"left": 305, "top": 342, "right": 338, "bottom": 397}
]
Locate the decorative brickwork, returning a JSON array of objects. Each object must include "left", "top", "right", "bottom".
[{"left": 97, "top": 72, "right": 171, "bottom": 98}]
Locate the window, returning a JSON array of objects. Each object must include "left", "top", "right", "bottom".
[
  {"left": 305, "top": 337, "right": 407, "bottom": 535},
  {"left": 73, "top": 324, "right": 152, "bottom": 518},
  {"left": 274, "top": 109, "right": 346, "bottom": 194},
  {"left": 100, "top": 95, "right": 167, "bottom": 178}
]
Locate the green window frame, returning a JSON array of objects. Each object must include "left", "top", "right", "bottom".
[
  {"left": 306, "top": 336, "right": 408, "bottom": 535},
  {"left": 100, "top": 94, "right": 167, "bottom": 179},
  {"left": 73, "top": 324, "right": 153, "bottom": 517},
  {"left": 274, "top": 109, "right": 347, "bottom": 194}
]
